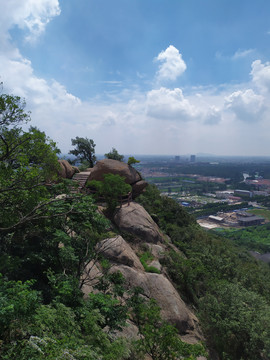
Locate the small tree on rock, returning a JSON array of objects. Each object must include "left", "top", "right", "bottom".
[
  {"left": 104, "top": 147, "right": 124, "bottom": 162},
  {"left": 69, "top": 137, "right": 96, "bottom": 168},
  {"left": 89, "top": 174, "right": 131, "bottom": 215},
  {"left": 128, "top": 156, "right": 140, "bottom": 166}
]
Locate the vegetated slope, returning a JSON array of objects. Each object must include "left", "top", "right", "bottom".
[
  {"left": 137, "top": 185, "right": 270, "bottom": 360},
  {"left": 1, "top": 93, "right": 270, "bottom": 359}
]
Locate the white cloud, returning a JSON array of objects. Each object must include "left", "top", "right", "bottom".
[
  {"left": 1, "top": 2, "right": 270, "bottom": 156},
  {"left": 0, "top": 0, "right": 60, "bottom": 43},
  {"left": 232, "top": 49, "right": 254, "bottom": 59},
  {"left": 146, "top": 87, "right": 196, "bottom": 121},
  {"left": 251, "top": 60, "right": 270, "bottom": 92},
  {"left": 225, "top": 89, "right": 265, "bottom": 122},
  {"left": 155, "top": 45, "right": 186, "bottom": 82}
]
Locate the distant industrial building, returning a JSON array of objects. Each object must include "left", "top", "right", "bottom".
[
  {"left": 216, "top": 190, "right": 234, "bottom": 199},
  {"left": 209, "top": 215, "right": 224, "bottom": 223},
  {"left": 237, "top": 215, "right": 264, "bottom": 227},
  {"left": 236, "top": 211, "right": 264, "bottom": 227},
  {"left": 234, "top": 189, "right": 253, "bottom": 198},
  {"left": 190, "top": 155, "right": 196, "bottom": 163}
]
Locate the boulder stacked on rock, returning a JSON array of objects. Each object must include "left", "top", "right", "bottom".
[
  {"left": 88, "top": 159, "right": 148, "bottom": 197},
  {"left": 58, "top": 159, "right": 78, "bottom": 179}
]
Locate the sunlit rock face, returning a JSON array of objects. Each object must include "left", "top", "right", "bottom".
[{"left": 113, "top": 202, "right": 164, "bottom": 243}]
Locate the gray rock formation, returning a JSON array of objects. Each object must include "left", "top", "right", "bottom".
[
  {"left": 131, "top": 179, "right": 148, "bottom": 197},
  {"left": 113, "top": 264, "right": 200, "bottom": 338},
  {"left": 96, "top": 236, "right": 144, "bottom": 270},
  {"left": 88, "top": 159, "right": 141, "bottom": 184},
  {"left": 114, "top": 202, "right": 164, "bottom": 243},
  {"left": 87, "top": 159, "right": 147, "bottom": 198},
  {"left": 58, "top": 159, "right": 76, "bottom": 179}
]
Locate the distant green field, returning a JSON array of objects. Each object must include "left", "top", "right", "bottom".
[
  {"left": 214, "top": 223, "right": 270, "bottom": 252},
  {"left": 247, "top": 208, "right": 270, "bottom": 220}
]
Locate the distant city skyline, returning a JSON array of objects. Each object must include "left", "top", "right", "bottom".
[{"left": 1, "top": 0, "right": 270, "bottom": 156}]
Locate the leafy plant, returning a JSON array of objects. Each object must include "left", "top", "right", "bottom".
[
  {"left": 105, "top": 147, "right": 124, "bottom": 162},
  {"left": 127, "top": 156, "right": 140, "bottom": 166},
  {"left": 140, "top": 251, "right": 160, "bottom": 274},
  {"left": 89, "top": 173, "right": 131, "bottom": 214}
]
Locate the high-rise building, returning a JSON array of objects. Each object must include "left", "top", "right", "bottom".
[
  {"left": 175, "top": 156, "right": 180, "bottom": 162},
  {"left": 190, "top": 155, "right": 196, "bottom": 162}
]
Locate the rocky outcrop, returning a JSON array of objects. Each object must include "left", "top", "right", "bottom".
[
  {"left": 96, "top": 236, "right": 144, "bottom": 270},
  {"left": 132, "top": 179, "right": 148, "bottom": 197},
  {"left": 88, "top": 159, "right": 141, "bottom": 184},
  {"left": 87, "top": 159, "right": 147, "bottom": 197},
  {"left": 81, "top": 260, "right": 102, "bottom": 296},
  {"left": 58, "top": 159, "right": 77, "bottom": 179},
  {"left": 112, "top": 265, "right": 200, "bottom": 339},
  {"left": 114, "top": 202, "right": 164, "bottom": 243}
]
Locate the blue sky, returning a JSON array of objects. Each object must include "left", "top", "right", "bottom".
[{"left": 1, "top": 0, "right": 270, "bottom": 156}]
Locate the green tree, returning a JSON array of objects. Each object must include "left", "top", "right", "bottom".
[
  {"left": 199, "top": 281, "right": 270, "bottom": 360},
  {"left": 129, "top": 290, "right": 206, "bottom": 360},
  {"left": 0, "top": 93, "right": 30, "bottom": 128},
  {"left": 0, "top": 94, "right": 60, "bottom": 232},
  {"left": 128, "top": 156, "right": 140, "bottom": 166},
  {"left": 105, "top": 147, "right": 124, "bottom": 161},
  {"left": 89, "top": 174, "right": 131, "bottom": 214},
  {"left": 69, "top": 136, "right": 96, "bottom": 168}
]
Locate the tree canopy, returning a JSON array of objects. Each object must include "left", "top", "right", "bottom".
[
  {"left": 104, "top": 147, "right": 124, "bottom": 161},
  {"left": 69, "top": 136, "right": 96, "bottom": 168}
]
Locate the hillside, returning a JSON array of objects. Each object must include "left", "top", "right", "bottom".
[{"left": 1, "top": 94, "right": 270, "bottom": 360}]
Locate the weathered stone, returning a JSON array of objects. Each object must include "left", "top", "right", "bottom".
[
  {"left": 132, "top": 180, "right": 148, "bottom": 198},
  {"left": 145, "top": 244, "right": 165, "bottom": 259},
  {"left": 114, "top": 202, "right": 164, "bottom": 243},
  {"left": 96, "top": 236, "right": 144, "bottom": 270},
  {"left": 111, "top": 320, "right": 140, "bottom": 340},
  {"left": 112, "top": 264, "right": 201, "bottom": 338},
  {"left": 148, "top": 259, "right": 162, "bottom": 271},
  {"left": 58, "top": 159, "right": 76, "bottom": 179},
  {"left": 88, "top": 159, "right": 141, "bottom": 184},
  {"left": 81, "top": 260, "right": 102, "bottom": 296}
]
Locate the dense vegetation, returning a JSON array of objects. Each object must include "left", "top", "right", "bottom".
[
  {"left": 215, "top": 223, "right": 270, "bottom": 253},
  {"left": 2, "top": 92, "right": 270, "bottom": 359},
  {"left": 138, "top": 185, "right": 270, "bottom": 360},
  {"left": 0, "top": 94, "right": 205, "bottom": 359}
]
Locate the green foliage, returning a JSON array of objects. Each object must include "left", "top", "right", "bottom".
[
  {"left": 89, "top": 173, "right": 131, "bottom": 213},
  {"left": 105, "top": 147, "right": 124, "bottom": 161},
  {"left": 139, "top": 251, "right": 160, "bottom": 273},
  {"left": 0, "top": 275, "right": 41, "bottom": 343},
  {"left": 127, "top": 156, "right": 140, "bottom": 166},
  {"left": 137, "top": 184, "right": 194, "bottom": 231},
  {"left": 199, "top": 282, "right": 270, "bottom": 360},
  {"left": 0, "top": 94, "right": 30, "bottom": 127},
  {"left": 69, "top": 136, "right": 96, "bottom": 168},
  {"left": 129, "top": 290, "right": 206, "bottom": 360},
  {"left": 215, "top": 223, "right": 270, "bottom": 252},
  {"left": 0, "top": 123, "right": 60, "bottom": 231}
]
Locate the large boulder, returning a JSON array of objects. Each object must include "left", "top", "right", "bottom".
[
  {"left": 88, "top": 159, "right": 141, "bottom": 184},
  {"left": 112, "top": 264, "right": 201, "bottom": 338},
  {"left": 96, "top": 236, "right": 144, "bottom": 270},
  {"left": 114, "top": 202, "right": 164, "bottom": 243},
  {"left": 132, "top": 179, "right": 148, "bottom": 197},
  {"left": 58, "top": 160, "right": 76, "bottom": 179}
]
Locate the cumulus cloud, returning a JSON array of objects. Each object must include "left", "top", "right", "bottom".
[
  {"left": 155, "top": 45, "right": 186, "bottom": 82},
  {"left": 0, "top": 0, "right": 61, "bottom": 43},
  {"left": 146, "top": 87, "right": 196, "bottom": 121},
  {"left": 251, "top": 60, "right": 270, "bottom": 92},
  {"left": 225, "top": 89, "right": 265, "bottom": 122}
]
